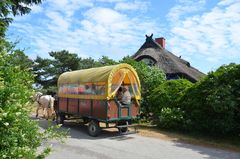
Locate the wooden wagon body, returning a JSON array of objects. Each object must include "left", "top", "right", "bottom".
[{"left": 56, "top": 63, "right": 141, "bottom": 136}]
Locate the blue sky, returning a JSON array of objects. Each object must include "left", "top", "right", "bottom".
[{"left": 7, "top": 0, "right": 240, "bottom": 73}]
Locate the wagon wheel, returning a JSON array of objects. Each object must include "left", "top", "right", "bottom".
[
  {"left": 56, "top": 113, "right": 65, "bottom": 124},
  {"left": 88, "top": 120, "right": 101, "bottom": 137},
  {"left": 118, "top": 121, "right": 128, "bottom": 133},
  {"left": 119, "top": 127, "right": 128, "bottom": 133}
]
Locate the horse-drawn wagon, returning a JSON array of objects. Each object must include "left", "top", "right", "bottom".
[{"left": 55, "top": 63, "right": 141, "bottom": 136}]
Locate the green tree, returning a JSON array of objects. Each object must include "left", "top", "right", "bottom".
[
  {"left": 78, "top": 57, "right": 96, "bottom": 69},
  {"left": 97, "top": 56, "right": 118, "bottom": 66},
  {"left": 33, "top": 56, "right": 52, "bottom": 90},
  {"left": 50, "top": 50, "right": 80, "bottom": 73},
  {"left": 33, "top": 50, "right": 80, "bottom": 93},
  {"left": 0, "top": 0, "right": 42, "bottom": 37},
  {"left": 9, "top": 49, "right": 33, "bottom": 69},
  {"left": 78, "top": 56, "right": 118, "bottom": 70},
  {"left": 121, "top": 56, "right": 166, "bottom": 114}
]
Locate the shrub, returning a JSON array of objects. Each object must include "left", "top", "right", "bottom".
[
  {"left": 149, "top": 79, "right": 193, "bottom": 113},
  {"left": 148, "top": 79, "right": 193, "bottom": 129},
  {"left": 158, "top": 107, "right": 185, "bottom": 129},
  {"left": 0, "top": 42, "right": 65, "bottom": 159},
  {"left": 181, "top": 63, "right": 240, "bottom": 135}
]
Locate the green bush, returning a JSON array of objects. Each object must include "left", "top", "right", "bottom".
[
  {"left": 158, "top": 107, "right": 185, "bottom": 129},
  {"left": 181, "top": 63, "right": 240, "bottom": 135},
  {"left": 149, "top": 79, "right": 193, "bottom": 113},
  {"left": 0, "top": 42, "right": 65, "bottom": 159},
  {"left": 148, "top": 79, "right": 193, "bottom": 128}
]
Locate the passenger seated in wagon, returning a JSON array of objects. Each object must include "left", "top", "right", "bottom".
[
  {"left": 120, "top": 86, "right": 131, "bottom": 105},
  {"left": 116, "top": 85, "right": 131, "bottom": 105}
]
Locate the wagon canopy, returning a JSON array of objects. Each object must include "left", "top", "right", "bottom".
[{"left": 58, "top": 63, "right": 141, "bottom": 100}]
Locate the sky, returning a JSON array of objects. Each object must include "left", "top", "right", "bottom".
[{"left": 7, "top": 0, "right": 240, "bottom": 73}]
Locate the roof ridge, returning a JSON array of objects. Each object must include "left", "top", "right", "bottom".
[{"left": 132, "top": 35, "right": 205, "bottom": 82}]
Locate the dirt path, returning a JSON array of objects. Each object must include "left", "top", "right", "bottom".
[{"left": 130, "top": 125, "right": 240, "bottom": 153}]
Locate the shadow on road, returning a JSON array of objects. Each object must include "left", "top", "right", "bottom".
[
  {"left": 34, "top": 116, "right": 136, "bottom": 141},
  {"left": 32, "top": 117, "right": 240, "bottom": 159}
]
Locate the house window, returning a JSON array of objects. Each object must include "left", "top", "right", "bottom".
[
  {"left": 141, "top": 58, "right": 156, "bottom": 66},
  {"left": 166, "top": 74, "right": 179, "bottom": 80}
]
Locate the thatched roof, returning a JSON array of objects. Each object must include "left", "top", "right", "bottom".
[{"left": 132, "top": 35, "right": 205, "bottom": 82}]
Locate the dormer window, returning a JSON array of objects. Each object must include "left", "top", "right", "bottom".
[{"left": 141, "top": 57, "right": 156, "bottom": 66}]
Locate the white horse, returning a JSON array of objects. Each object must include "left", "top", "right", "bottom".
[{"left": 32, "top": 92, "right": 55, "bottom": 120}]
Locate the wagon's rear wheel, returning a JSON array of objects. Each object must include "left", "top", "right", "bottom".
[
  {"left": 56, "top": 113, "right": 65, "bottom": 124},
  {"left": 117, "top": 121, "right": 128, "bottom": 133},
  {"left": 119, "top": 127, "right": 128, "bottom": 133},
  {"left": 88, "top": 120, "right": 101, "bottom": 137}
]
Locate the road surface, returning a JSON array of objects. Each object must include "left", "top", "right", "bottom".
[{"left": 37, "top": 119, "right": 240, "bottom": 159}]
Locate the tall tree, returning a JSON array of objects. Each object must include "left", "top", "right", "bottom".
[
  {"left": 50, "top": 50, "right": 79, "bottom": 74},
  {"left": 33, "top": 56, "right": 52, "bottom": 89},
  {"left": 78, "top": 56, "right": 117, "bottom": 70},
  {"left": 0, "top": 0, "right": 42, "bottom": 37},
  {"left": 33, "top": 50, "right": 80, "bottom": 93},
  {"left": 9, "top": 49, "right": 33, "bottom": 69},
  {"left": 97, "top": 56, "right": 118, "bottom": 66},
  {"left": 78, "top": 57, "right": 96, "bottom": 69}
]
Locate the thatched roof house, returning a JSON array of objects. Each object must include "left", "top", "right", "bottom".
[{"left": 132, "top": 34, "right": 205, "bottom": 82}]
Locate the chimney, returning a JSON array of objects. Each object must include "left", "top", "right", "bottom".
[{"left": 155, "top": 37, "right": 165, "bottom": 49}]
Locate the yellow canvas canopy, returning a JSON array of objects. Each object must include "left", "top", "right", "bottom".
[{"left": 58, "top": 63, "right": 141, "bottom": 100}]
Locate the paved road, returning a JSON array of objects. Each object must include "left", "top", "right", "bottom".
[{"left": 37, "top": 119, "right": 240, "bottom": 159}]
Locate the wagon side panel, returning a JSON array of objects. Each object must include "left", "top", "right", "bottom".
[
  {"left": 108, "top": 100, "right": 118, "bottom": 119},
  {"left": 68, "top": 98, "right": 78, "bottom": 113},
  {"left": 92, "top": 100, "right": 107, "bottom": 120},
  {"left": 59, "top": 98, "right": 67, "bottom": 112},
  {"left": 79, "top": 99, "right": 91, "bottom": 116},
  {"left": 131, "top": 101, "right": 139, "bottom": 117}
]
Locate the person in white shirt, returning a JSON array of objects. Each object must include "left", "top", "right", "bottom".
[{"left": 121, "top": 86, "right": 131, "bottom": 105}]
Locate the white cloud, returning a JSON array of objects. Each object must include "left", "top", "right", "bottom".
[
  {"left": 218, "top": 0, "right": 236, "bottom": 6},
  {"left": 78, "top": 7, "right": 160, "bottom": 57},
  {"left": 46, "top": 11, "right": 70, "bottom": 32},
  {"left": 46, "top": 0, "right": 94, "bottom": 17},
  {"left": 9, "top": 0, "right": 161, "bottom": 61},
  {"left": 167, "top": 0, "right": 206, "bottom": 23},
  {"left": 96, "top": 0, "right": 126, "bottom": 2},
  {"left": 84, "top": 8, "right": 127, "bottom": 26},
  {"left": 30, "top": 5, "right": 43, "bottom": 14},
  {"left": 167, "top": 0, "right": 240, "bottom": 72},
  {"left": 114, "top": 1, "right": 150, "bottom": 12}
]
